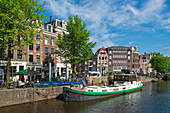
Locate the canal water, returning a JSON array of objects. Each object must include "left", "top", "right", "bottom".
[{"left": 0, "top": 81, "right": 169, "bottom": 113}]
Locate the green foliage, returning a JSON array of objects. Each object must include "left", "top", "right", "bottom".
[
  {"left": 70, "top": 83, "right": 74, "bottom": 87},
  {"left": 107, "top": 72, "right": 109, "bottom": 79},
  {"left": 0, "top": 0, "right": 46, "bottom": 49},
  {"left": 55, "top": 15, "right": 96, "bottom": 74},
  {"left": 0, "top": 0, "right": 46, "bottom": 85},
  {"left": 116, "top": 71, "right": 122, "bottom": 74},
  {"left": 150, "top": 55, "right": 169, "bottom": 75},
  {"left": 101, "top": 80, "right": 104, "bottom": 84},
  {"left": 162, "top": 74, "right": 170, "bottom": 81},
  {"left": 137, "top": 75, "right": 140, "bottom": 79},
  {"left": 168, "top": 62, "right": 170, "bottom": 72},
  {"left": 151, "top": 52, "right": 163, "bottom": 57}
]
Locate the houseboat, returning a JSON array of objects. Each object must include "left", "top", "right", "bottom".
[{"left": 63, "top": 74, "right": 143, "bottom": 101}]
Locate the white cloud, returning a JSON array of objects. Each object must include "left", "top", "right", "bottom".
[
  {"left": 163, "top": 46, "right": 170, "bottom": 50},
  {"left": 42, "top": 0, "right": 170, "bottom": 53},
  {"left": 129, "top": 42, "right": 134, "bottom": 45}
]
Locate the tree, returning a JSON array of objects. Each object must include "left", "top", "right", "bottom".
[
  {"left": 55, "top": 15, "right": 96, "bottom": 77},
  {"left": 0, "top": 0, "right": 46, "bottom": 86},
  {"left": 151, "top": 52, "right": 163, "bottom": 57},
  {"left": 150, "top": 54, "right": 169, "bottom": 76}
]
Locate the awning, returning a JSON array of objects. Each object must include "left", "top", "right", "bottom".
[{"left": 14, "top": 69, "right": 41, "bottom": 76}]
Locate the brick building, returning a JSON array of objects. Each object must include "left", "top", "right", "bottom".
[{"left": 0, "top": 16, "right": 72, "bottom": 82}]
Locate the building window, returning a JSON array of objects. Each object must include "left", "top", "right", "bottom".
[
  {"left": 128, "top": 56, "right": 130, "bottom": 60},
  {"left": 19, "top": 66, "right": 24, "bottom": 71},
  {"left": 45, "top": 36, "right": 49, "bottom": 45},
  {"left": 48, "top": 25, "right": 51, "bottom": 32},
  {"left": 29, "top": 43, "right": 34, "bottom": 51},
  {"left": 58, "top": 56, "right": 61, "bottom": 63},
  {"left": 29, "top": 55, "right": 33, "bottom": 62},
  {"left": 105, "top": 57, "right": 107, "bottom": 60},
  {"left": 51, "top": 48, "right": 54, "bottom": 56},
  {"left": 51, "top": 38, "right": 54, "bottom": 45},
  {"left": 62, "top": 22, "right": 66, "bottom": 29},
  {"left": 128, "top": 61, "right": 130, "bottom": 65},
  {"left": 17, "top": 50, "right": 22, "bottom": 59},
  {"left": 102, "top": 57, "right": 104, "bottom": 60},
  {"left": 36, "top": 68, "right": 41, "bottom": 73},
  {"left": 36, "top": 44, "right": 40, "bottom": 52},
  {"left": 45, "top": 48, "right": 48, "bottom": 55},
  {"left": 109, "top": 61, "right": 111, "bottom": 65},
  {"left": 36, "top": 55, "right": 40, "bottom": 63},
  {"left": 62, "top": 57, "right": 65, "bottom": 61},
  {"left": 132, "top": 59, "right": 134, "bottom": 63},
  {"left": 36, "top": 32, "right": 40, "bottom": 40}
]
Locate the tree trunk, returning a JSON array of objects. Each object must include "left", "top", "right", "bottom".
[{"left": 6, "top": 44, "right": 11, "bottom": 86}]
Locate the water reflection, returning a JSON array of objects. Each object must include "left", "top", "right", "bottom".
[{"left": 0, "top": 81, "right": 169, "bottom": 113}]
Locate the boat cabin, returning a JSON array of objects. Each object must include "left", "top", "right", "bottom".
[
  {"left": 113, "top": 74, "right": 137, "bottom": 86},
  {"left": 114, "top": 74, "right": 137, "bottom": 81}
]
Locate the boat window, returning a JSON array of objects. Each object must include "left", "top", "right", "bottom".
[
  {"left": 102, "top": 90, "right": 107, "bottom": 92},
  {"left": 123, "top": 87, "right": 126, "bottom": 89},
  {"left": 114, "top": 88, "right": 119, "bottom": 90},
  {"left": 126, "top": 76, "right": 129, "bottom": 80},
  {"left": 88, "top": 90, "right": 93, "bottom": 92},
  {"left": 122, "top": 76, "right": 124, "bottom": 80}
]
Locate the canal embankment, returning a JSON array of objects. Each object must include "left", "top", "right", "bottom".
[
  {"left": 0, "top": 77, "right": 158, "bottom": 107},
  {"left": 140, "top": 76, "right": 158, "bottom": 83},
  {"left": 0, "top": 86, "right": 63, "bottom": 107}
]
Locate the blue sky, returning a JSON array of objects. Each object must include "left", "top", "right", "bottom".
[{"left": 40, "top": 0, "right": 170, "bottom": 56}]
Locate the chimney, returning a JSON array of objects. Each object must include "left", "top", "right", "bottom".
[{"left": 50, "top": 16, "right": 52, "bottom": 24}]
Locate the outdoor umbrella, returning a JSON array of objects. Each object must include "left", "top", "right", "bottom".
[{"left": 14, "top": 69, "right": 41, "bottom": 75}]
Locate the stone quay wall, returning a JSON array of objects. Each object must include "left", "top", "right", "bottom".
[
  {"left": 0, "top": 86, "right": 63, "bottom": 107},
  {"left": 0, "top": 77, "right": 158, "bottom": 107},
  {"left": 86, "top": 76, "right": 158, "bottom": 85},
  {"left": 140, "top": 76, "right": 158, "bottom": 83},
  {"left": 86, "top": 76, "right": 108, "bottom": 85}
]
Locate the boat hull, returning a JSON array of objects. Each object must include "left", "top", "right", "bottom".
[{"left": 63, "top": 85, "right": 143, "bottom": 101}]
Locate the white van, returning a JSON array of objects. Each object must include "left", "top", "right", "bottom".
[{"left": 87, "top": 71, "right": 101, "bottom": 77}]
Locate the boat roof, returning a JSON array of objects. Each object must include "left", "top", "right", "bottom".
[{"left": 115, "top": 74, "right": 137, "bottom": 76}]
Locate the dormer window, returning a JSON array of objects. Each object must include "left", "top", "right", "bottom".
[
  {"left": 48, "top": 25, "right": 51, "bottom": 32},
  {"left": 62, "top": 22, "right": 66, "bottom": 29}
]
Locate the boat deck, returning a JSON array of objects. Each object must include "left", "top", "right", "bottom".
[{"left": 72, "top": 87, "right": 82, "bottom": 91}]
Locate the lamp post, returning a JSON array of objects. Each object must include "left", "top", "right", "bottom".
[{"left": 49, "top": 54, "right": 51, "bottom": 82}]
